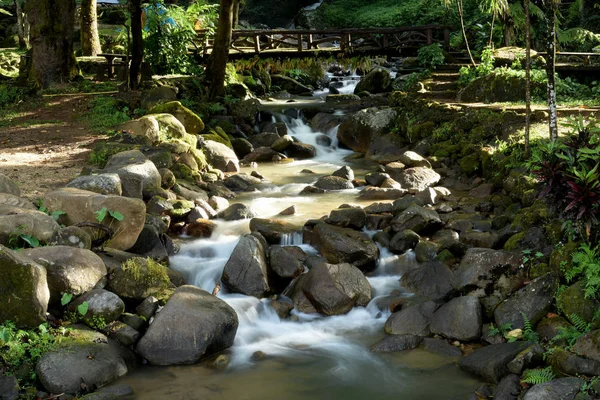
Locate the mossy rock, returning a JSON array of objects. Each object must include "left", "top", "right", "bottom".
[
  {"left": 529, "top": 262, "right": 552, "bottom": 279},
  {"left": 459, "top": 153, "right": 481, "bottom": 176},
  {"left": 557, "top": 281, "right": 600, "bottom": 323},
  {"left": 190, "top": 147, "right": 208, "bottom": 171},
  {"left": 550, "top": 242, "right": 580, "bottom": 273},
  {"left": 436, "top": 249, "right": 456, "bottom": 264},
  {"left": 511, "top": 200, "right": 549, "bottom": 231},
  {"left": 170, "top": 163, "right": 200, "bottom": 181},
  {"left": 108, "top": 257, "right": 171, "bottom": 300},
  {"left": 503, "top": 232, "right": 526, "bottom": 251},
  {"left": 89, "top": 142, "right": 138, "bottom": 168},
  {"left": 202, "top": 126, "right": 232, "bottom": 149},
  {"left": 406, "top": 121, "right": 435, "bottom": 143},
  {"left": 168, "top": 199, "right": 195, "bottom": 218},
  {"left": 545, "top": 219, "right": 564, "bottom": 244},
  {"left": 147, "top": 101, "right": 205, "bottom": 135},
  {"left": 151, "top": 113, "right": 187, "bottom": 140},
  {"left": 157, "top": 139, "right": 191, "bottom": 155}
]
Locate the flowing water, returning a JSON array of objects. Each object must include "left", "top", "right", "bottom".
[{"left": 116, "top": 102, "right": 482, "bottom": 399}]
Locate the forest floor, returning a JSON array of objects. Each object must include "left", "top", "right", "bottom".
[{"left": 0, "top": 94, "right": 107, "bottom": 200}]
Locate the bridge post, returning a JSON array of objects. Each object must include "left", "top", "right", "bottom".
[
  {"left": 383, "top": 33, "right": 389, "bottom": 49},
  {"left": 254, "top": 34, "right": 261, "bottom": 53},
  {"left": 426, "top": 28, "right": 433, "bottom": 45},
  {"left": 297, "top": 33, "right": 303, "bottom": 51},
  {"left": 443, "top": 28, "right": 450, "bottom": 50},
  {"left": 308, "top": 34, "right": 313, "bottom": 50}
]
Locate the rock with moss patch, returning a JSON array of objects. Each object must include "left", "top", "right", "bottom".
[
  {"left": 558, "top": 281, "right": 600, "bottom": 324},
  {"left": 147, "top": 101, "right": 204, "bottom": 135},
  {"left": 0, "top": 245, "right": 50, "bottom": 328},
  {"left": 120, "top": 115, "right": 161, "bottom": 145},
  {"left": 107, "top": 257, "right": 171, "bottom": 301},
  {"left": 354, "top": 68, "right": 392, "bottom": 94},
  {"left": 337, "top": 107, "right": 397, "bottom": 153},
  {"left": 140, "top": 86, "right": 178, "bottom": 109}
]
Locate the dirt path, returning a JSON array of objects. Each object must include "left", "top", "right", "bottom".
[{"left": 0, "top": 94, "right": 107, "bottom": 200}]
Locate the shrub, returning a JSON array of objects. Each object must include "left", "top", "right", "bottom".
[{"left": 417, "top": 44, "right": 445, "bottom": 70}]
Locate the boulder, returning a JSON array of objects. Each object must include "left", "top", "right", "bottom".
[
  {"left": 420, "top": 337, "right": 462, "bottom": 357},
  {"left": 522, "top": 377, "right": 583, "bottom": 400},
  {"left": 301, "top": 262, "right": 371, "bottom": 316},
  {"left": 327, "top": 208, "right": 367, "bottom": 230},
  {"left": 0, "top": 193, "right": 35, "bottom": 209},
  {"left": 0, "top": 207, "right": 60, "bottom": 247},
  {"left": 332, "top": 166, "right": 354, "bottom": 181},
  {"left": 398, "top": 151, "right": 431, "bottom": 168},
  {"left": 354, "top": 68, "right": 392, "bottom": 94},
  {"left": 67, "top": 174, "right": 123, "bottom": 196},
  {"left": 136, "top": 286, "right": 238, "bottom": 365},
  {"left": 430, "top": 296, "right": 482, "bottom": 341},
  {"left": 223, "top": 173, "right": 262, "bottom": 192},
  {"left": 0, "top": 376, "right": 19, "bottom": 400},
  {"left": 140, "top": 86, "right": 178, "bottom": 109},
  {"left": 400, "top": 261, "right": 454, "bottom": 301},
  {"left": 147, "top": 101, "right": 205, "bottom": 135},
  {"left": 395, "top": 167, "right": 441, "bottom": 192},
  {"left": 43, "top": 188, "right": 146, "bottom": 251},
  {"left": 573, "top": 330, "right": 600, "bottom": 362},
  {"left": 271, "top": 135, "right": 294, "bottom": 152},
  {"left": 494, "top": 273, "right": 558, "bottom": 329},
  {"left": 390, "top": 205, "right": 442, "bottom": 234},
  {"left": 36, "top": 330, "right": 137, "bottom": 395},
  {"left": 152, "top": 113, "right": 188, "bottom": 139},
  {"left": 202, "top": 140, "right": 240, "bottom": 173},
  {"left": 311, "top": 112, "right": 343, "bottom": 133},
  {"left": 120, "top": 115, "right": 161, "bottom": 145},
  {"left": 492, "top": 374, "right": 521, "bottom": 400},
  {"left": 242, "top": 147, "right": 286, "bottom": 163},
  {"left": 104, "top": 150, "right": 161, "bottom": 199},
  {"left": 286, "top": 142, "right": 317, "bottom": 159},
  {"left": 232, "top": 138, "right": 254, "bottom": 159},
  {"left": 186, "top": 218, "right": 217, "bottom": 238},
  {"left": 549, "top": 347, "right": 600, "bottom": 377},
  {"left": 453, "top": 248, "right": 523, "bottom": 293},
  {"left": 107, "top": 257, "right": 171, "bottom": 301},
  {"left": 358, "top": 187, "right": 407, "bottom": 200},
  {"left": 389, "top": 229, "right": 420, "bottom": 253},
  {"left": 365, "top": 172, "right": 391, "bottom": 187},
  {"left": 366, "top": 134, "right": 406, "bottom": 164},
  {"left": 249, "top": 218, "right": 299, "bottom": 245},
  {"left": 314, "top": 176, "right": 354, "bottom": 191},
  {"left": 309, "top": 222, "right": 379, "bottom": 272},
  {"left": 371, "top": 334, "right": 422, "bottom": 352},
  {"left": 0, "top": 173, "right": 20, "bottom": 196},
  {"left": 221, "top": 234, "right": 270, "bottom": 298},
  {"left": 0, "top": 245, "right": 50, "bottom": 327},
  {"left": 337, "top": 107, "right": 397, "bottom": 153},
  {"left": 384, "top": 301, "right": 440, "bottom": 336},
  {"left": 557, "top": 281, "right": 600, "bottom": 324},
  {"left": 268, "top": 245, "right": 304, "bottom": 290},
  {"left": 219, "top": 203, "right": 257, "bottom": 221},
  {"left": 459, "top": 341, "right": 529, "bottom": 383},
  {"left": 22, "top": 246, "right": 107, "bottom": 304},
  {"left": 70, "top": 289, "right": 125, "bottom": 327},
  {"left": 47, "top": 226, "right": 93, "bottom": 249}
]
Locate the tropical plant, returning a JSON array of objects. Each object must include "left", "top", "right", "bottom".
[
  {"left": 418, "top": 44, "right": 446, "bottom": 69},
  {"left": 521, "top": 367, "right": 555, "bottom": 384},
  {"left": 552, "top": 313, "right": 591, "bottom": 349},
  {"left": 565, "top": 244, "right": 600, "bottom": 299}
]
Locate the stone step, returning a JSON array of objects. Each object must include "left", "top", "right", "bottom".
[{"left": 425, "top": 81, "right": 458, "bottom": 91}]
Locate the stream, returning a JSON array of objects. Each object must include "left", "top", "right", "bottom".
[{"left": 116, "top": 82, "right": 483, "bottom": 399}]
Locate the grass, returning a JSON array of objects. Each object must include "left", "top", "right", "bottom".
[{"left": 78, "top": 95, "right": 131, "bottom": 132}]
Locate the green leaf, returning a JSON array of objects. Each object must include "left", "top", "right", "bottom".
[
  {"left": 20, "top": 235, "right": 40, "bottom": 248},
  {"left": 95, "top": 207, "right": 108, "bottom": 223},
  {"left": 60, "top": 293, "right": 73, "bottom": 306},
  {"left": 109, "top": 210, "right": 124, "bottom": 221},
  {"left": 77, "top": 302, "right": 89, "bottom": 316},
  {"left": 51, "top": 211, "right": 66, "bottom": 221},
  {"left": 535, "top": 252, "right": 544, "bottom": 258}
]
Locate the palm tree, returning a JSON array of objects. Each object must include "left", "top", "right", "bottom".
[
  {"left": 443, "top": 0, "right": 476, "bottom": 66},
  {"left": 481, "top": 0, "right": 508, "bottom": 48}
]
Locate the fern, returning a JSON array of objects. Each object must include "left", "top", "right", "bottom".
[
  {"left": 522, "top": 367, "right": 555, "bottom": 385},
  {"left": 551, "top": 313, "right": 591, "bottom": 349},
  {"left": 572, "top": 313, "right": 592, "bottom": 334},
  {"left": 569, "top": 244, "right": 600, "bottom": 299},
  {"left": 522, "top": 312, "right": 539, "bottom": 343}
]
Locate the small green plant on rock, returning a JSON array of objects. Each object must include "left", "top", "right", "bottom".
[
  {"left": 521, "top": 367, "right": 555, "bottom": 385},
  {"left": 417, "top": 44, "right": 445, "bottom": 70},
  {"left": 7, "top": 225, "right": 41, "bottom": 250},
  {"left": 552, "top": 313, "right": 591, "bottom": 350}
]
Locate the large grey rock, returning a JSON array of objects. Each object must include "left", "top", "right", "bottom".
[
  {"left": 459, "top": 341, "right": 529, "bottom": 382},
  {"left": 249, "top": 218, "right": 300, "bottom": 245},
  {"left": 314, "top": 176, "right": 354, "bottom": 191},
  {"left": 0, "top": 193, "right": 34, "bottom": 209},
  {"left": 493, "top": 374, "right": 521, "bottom": 400},
  {"left": 309, "top": 222, "right": 379, "bottom": 272},
  {"left": 396, "top": 167, "right": 441, "bottom": 191},
  {"left": 331, "top": 166, "right": 354, "bottom": 181},
  {"left": 337, "top": 107, "right": 397, "bottom": 153},
  {"left": 0, "top": 206, "right": 60, "bottom": 246},
  {"left": 0, "top": 245, "right": 49, "bottom": 327},
  {"left": 384, "top": 301, "right": 440, "bottom": 336},
  {"left": 390, "top": 205, "right": 442, "bottom": 234},
  {"left": 494, "top": 273, "right": 558, "bottom": 329},
  {"left": 121, "top": 115, "right": 161, "bottom": 144},
  {"left": 354, "top": 68, "right": 392, "bottom": 94},
  {"left": 202, "top": 140, "right": 240, "bottom": 173},
  {"left": 549, "top": 347, "right": 600, "bottom": 377},
  {"left": 300, "top": 262, "right": 371, "bottom": 316},
  {"left": 0, "top": 375, "right": 19, "bottom": 400},
  {"left": 400, "top": 261, "right": 454, "bottom": 301},
  {"left": 223, "top": 173, "right": 262, "bottom": 192},
  {"left": 70, "top": 289, "right": 125, "bottom": 327},
  {"left": 573, "top": 330, "right": 600, "bottom": 362},
  {"left": 522, "top": 377, "right": 583, "bottom": 400},
  {"left": 219, "top": 203, "right": 257, "bottom": 221},
  {"left": 271, "top": 74, "right": 312, "bottom": 95},
  {"left": 371, "top": 334, "right": 422, "bottom": 352},
  {"left": 23, "top": 246, "right": 107, "bottom": 304},
  {"left": 104, "top": 150, "right": 161, "bottom": 198},
  {"left": 107, "top": 257, "right": 171, "bottom": 301},
  {"left": 140, "top": 86, "right": 178, "bottom": 109},
  {"left": 44, "top": 188, "right": 146, "bottom": 251},
  {"left": 268, "top": 245, "right": 304, "bottom": 290},
  {"left": 327, "top": 208, "right": 367, "bottom": 230},
  {"left": 136, "top": 286, "right": 238, "bottom": 365},
  {"left": 430, "top": 296, "right": 482, "bottom": 341},
  {"left": 398, "top": 151, "right": 432, "bottom": 168},
  {"left": 454, "top": 248, "right": 523, "bottom": 293},
  {"left": 221, "top": 234, "right": 270, "bottom": 298},
  {"left": 0, "top": 173, "right": 20, "bottom": 196},
  {"left": 67, "top": 173, "right": 123, "bottom": 196},
  {"left": 47, "top": 226, "right": 93, "bottom": 250},
  {"left": 366, "top": 134, "right": 406, "bottom": 164},
  {"left": 286, "top": 142, "right": 316, "bottom": 159},
  {"left": 36, "top": 328, "right": 137, "bottom": 395}
]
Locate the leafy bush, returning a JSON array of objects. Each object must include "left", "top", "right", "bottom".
[
  {"left": 565, "top": 244, "right": 600, "bottom": 299},
  {"left": 85, "top": 96, "right": 131, "bottom": 131},
  {"left": 527, "top": 117, "right": 600, "bottom": 240},
  {"left": 0, "top": 83, "right": 34, "bottom": 109},
  {"left": 417, "top": 44, "right": 445, "bottom": 70}
]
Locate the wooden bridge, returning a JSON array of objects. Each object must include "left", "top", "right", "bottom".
[{"left": 194, "top": 25, "right": 451, "bottom": 58}]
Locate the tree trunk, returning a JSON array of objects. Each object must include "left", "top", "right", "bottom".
[
  {"left": 80, "top": 0, "right": 102, "bottom": 56},
  {"left": 525, "top": 0, "right": 531, "bottom": 156},
  {"left": 208, "top": 0, "right": 236, "bottom": 100},
  {"left": 233, "top": 0, "right": 240, "bottom": 28},
  {"left": 545, "top": 0, "right": 558, "bottom": 141},
  {"left": 129, "top": 0, "right": 143, "bottom": 89},
  {"left": 458, "top": 0, "right": 476, "bottom": 66},
  {"left": 488, "top": 11, "right": 496, "bottom": 48},
  {"left": 26, "top": 0, "right": 77, "bottom": 88},
  {"left": 14, "top": 0, "right": 29, "bottom": 48}
]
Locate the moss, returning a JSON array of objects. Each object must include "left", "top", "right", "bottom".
[
  {"left": 557, "top": 281, "right": 600, "bottom": 323},
  {"left": 436, "top": 249, "right": 456, "bottom": 264},
  {"left": 459, "top": 153, "right": 481, "bottom": 176},
  {"left": 549, "top": 242, "right": 580, "bottom": 273},
  {"left": 190, "top": 147, "right": 208, "bottom": 171},
  {"left": 529, "top": 262, "right": 551, "bottom": 279},
  {"left": 511, "top": 200, "right": 549, "bottom": 231},
  {"left": 202, "top": 127, "right": 232, "bottom": 148},
  {"left": 168, "top": 199, "right": 195, "bottom": 218},
  {"left": 170, "top": 163, "right": 198, "bottom": 181},
  {"left": 88, "top": 142, "right": 136, "bottom": 168},
  {"left": 121, "top": 257, "right": 170, "bottom": 290},
  {"left": 147, "top": 101, "right": 205, "bottom": 135},
  {"left": 406, "top": 121, "right": 435, "bottom": 143},
  {"left": 503, "top": 232, "right": 526, "bottom": 251}
]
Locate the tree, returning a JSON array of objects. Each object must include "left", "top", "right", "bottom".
[
  {"left": 543, "top": 0, "right": 559, "bottom": 141},
  {"left": 129, "top": 0, "right": 144, "bottom": 89},
  {"left": 232, "top": 0, "right": 239, "bottom": 27},
  {"left": 80, "top": 0, "right": 102, "bottom": 56},
  {"left": 207, "top": 0, "right": 237, "bottom": 99},
  {"left": 525, "top": 0, "right": 531, "bottom": 156},
  {"left": 443, "top": 0, "right": 475, "bottom": 66},
  {"left": 481, "top": 0, "right": 508, "bottom": 48},
  {"left": 26, "top": 0, "right": 78, "bottom": 88},
  {"left": 14, "top": 0, "right": 29, "bottom": 48}
]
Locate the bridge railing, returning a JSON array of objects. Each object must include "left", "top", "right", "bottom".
[{"left": 194, "top": 26, "right": 451, "bottom": 56}]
